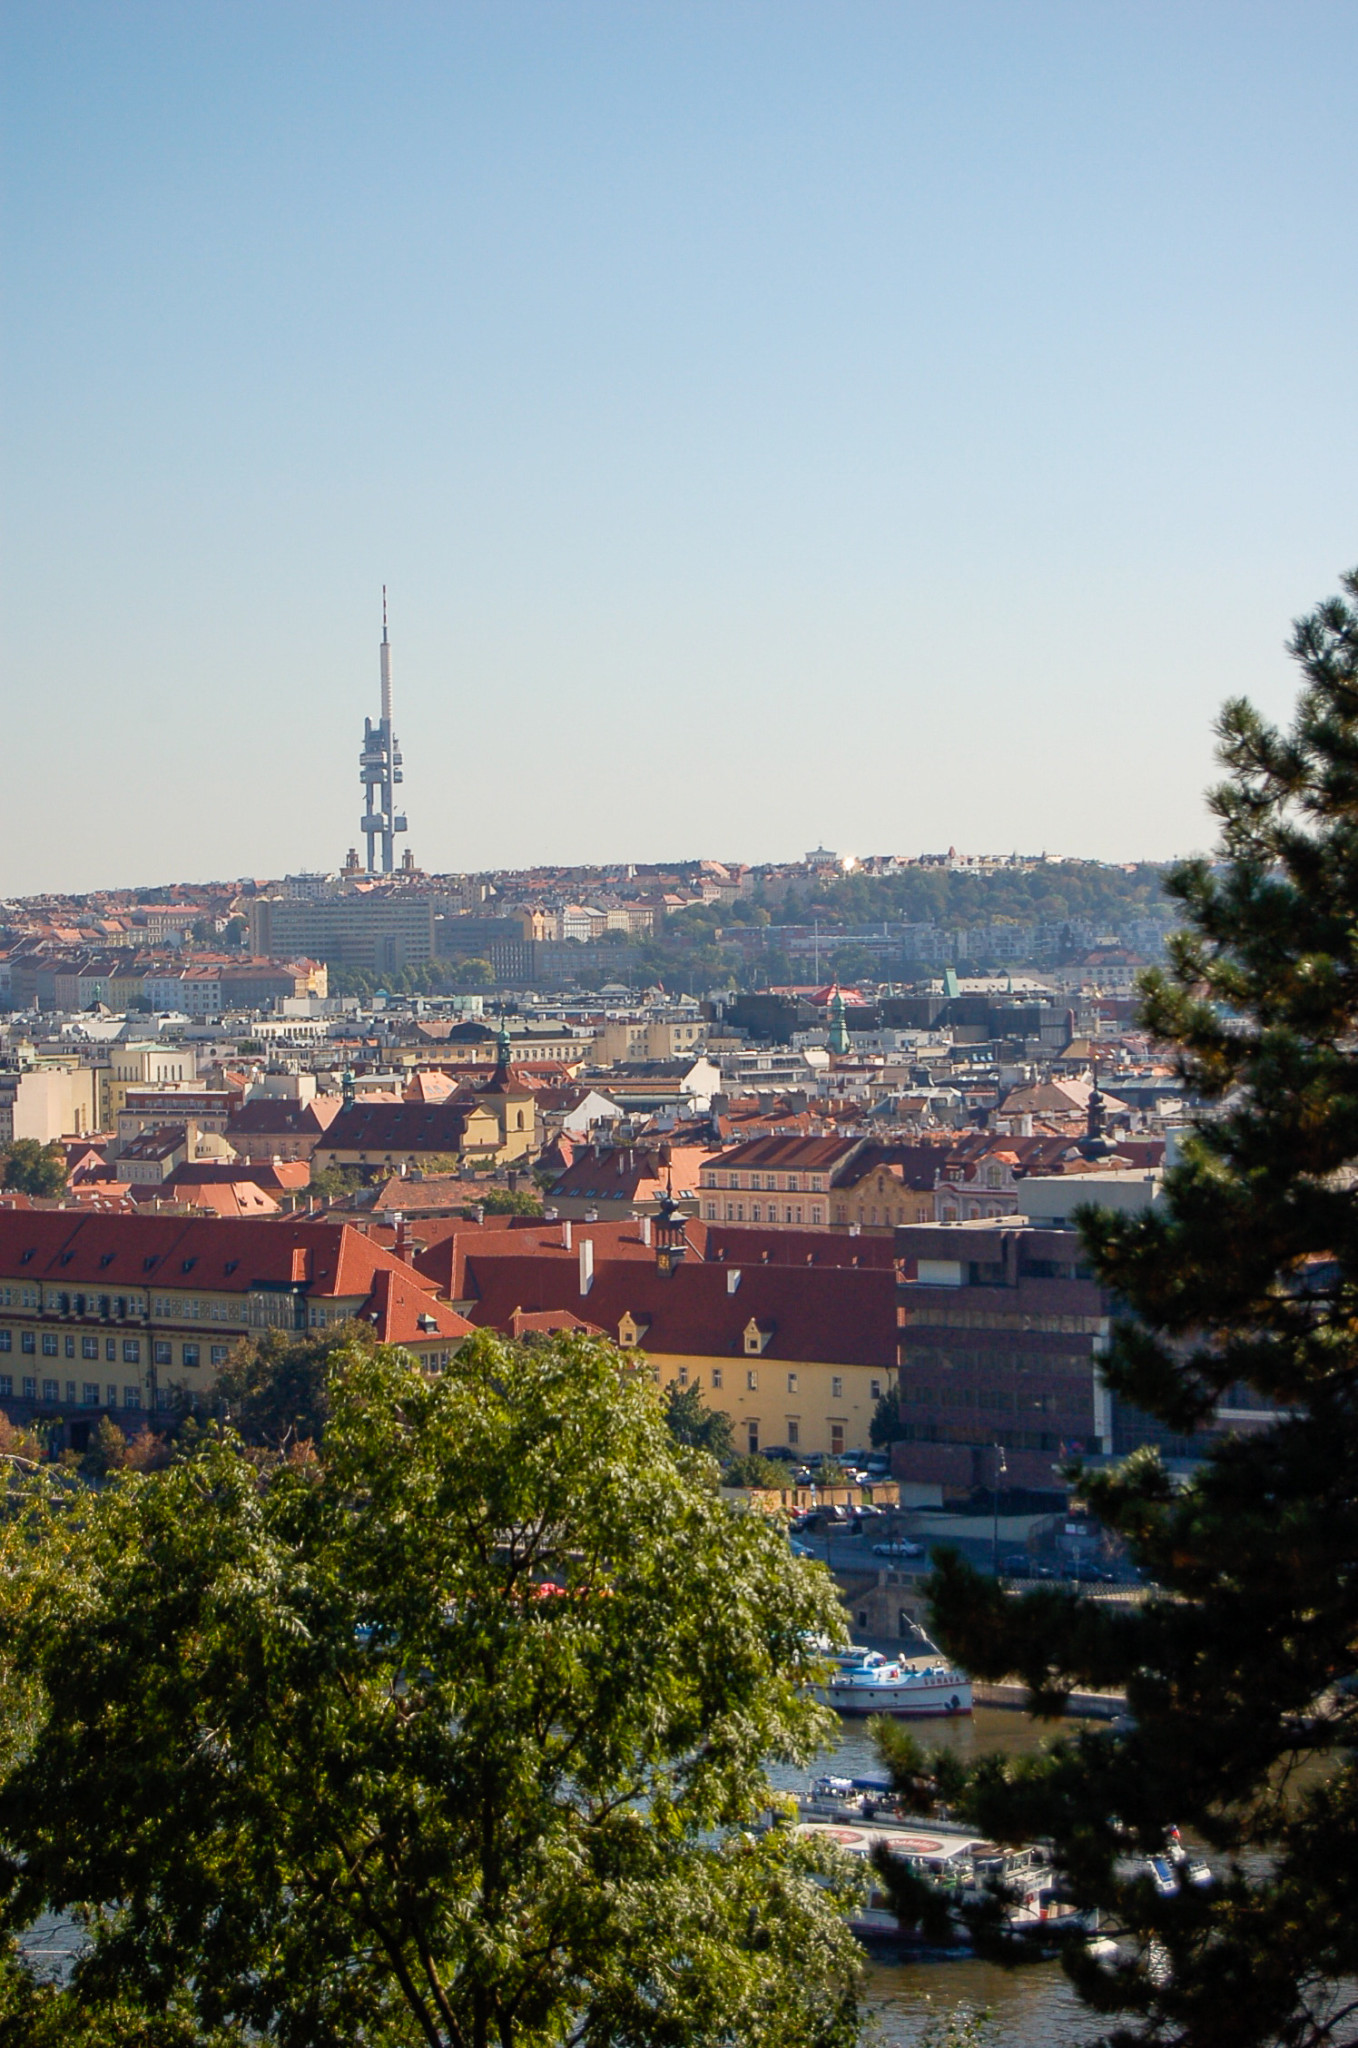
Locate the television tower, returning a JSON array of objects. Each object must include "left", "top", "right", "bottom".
[{"left": 358, "top": 588, "right": 409, "bottom": 873}]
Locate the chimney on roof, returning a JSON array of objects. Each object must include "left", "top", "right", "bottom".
[
  {"left": 561, "top": 1217, "right": 572, "bottom": 1250},
  {"left": 727, "top": 1268, "right": 741, "bottom": 1293},
  {"left": 579, "top": 1236, "right": 594, "bottom": 1297},
  {"left": 640, "top": 1215, "right": 652, "bottom": 1246}
]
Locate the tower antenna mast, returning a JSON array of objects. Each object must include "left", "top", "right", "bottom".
[{"left": 358, "top": 589, "right": 409, "bottom": 874}]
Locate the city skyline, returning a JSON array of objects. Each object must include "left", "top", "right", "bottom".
[{"left": 5, "top": 3, "right": 1358, "bottom": 893}]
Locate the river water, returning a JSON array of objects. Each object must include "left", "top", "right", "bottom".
[{"left": 769, "top": 1707, "right": 1095, "bottom": 2047}]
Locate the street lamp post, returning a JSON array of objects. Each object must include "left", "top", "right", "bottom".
[{"left": 992, "top": 1442, "right": 1008, "bottom": 1578}]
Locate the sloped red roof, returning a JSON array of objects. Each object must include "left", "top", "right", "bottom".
[
  {"left": 0, "top": 1212, "right": 435, "bottom": 1302},
  {"left": 319, "top": 1102, "right": 478, "bottom": 1152},
  {"left": 227, "top": 1098, "right": 339, "bottom": 1137},
  {"left": 358, "top": 1268, "right": 474, "bottom": 1346},
  {"left": 459, "top": 1252, "right": 897, "bottom": 1367},
  {"left": 702, "top": 1134, "right": 863, "bottom": 1176}
]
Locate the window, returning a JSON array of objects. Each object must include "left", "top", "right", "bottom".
[
  {"left": 746, "top": 1370, "right": 758, "bottom": 1391},
  {"left": 82, "top": 1384, "right": 99, "bottom": 1407},
  {"left": 21, "top": 1333, "right": 35, "bottom": 1355},
  {"left": 831, "top": 1376, "right": 844, "bottom": 1400},
  {"left": 82, "top": 1336, "right": 98, "bottom": 1360},
  {"left": 182, "top": 1344, "right": 200, "bottom": 1368},
  {"left": 870, "top": 1378, "right": 882, "bottom": 1400},
  {"left": 0, "top": 1375, "right": 10, "bottom": 1398},
  {"left": 123, "top": 1340, "right": 140, "bottom": 1364},
  {"left": 677, "top": 1366, "right": 688, "bottom": 1386},
  {"left": 154, "top": 1341, "right": 172, "bottom": 1366},
  {"left": 22, "top": 1378, "right": 35, "bottom": 1399},
  {"left": 210, "top": 1345, "right": 228, "bottom": 1367},
  {"left": 831, "top": 1423, "right": 845, "bottom": 1455},
  {"left": 787, "top": 1175, "right": 798, "bottom": 1193},
  {"left": 40, "top": 1380, "right": 58, "bottom": 1403},
  {"left": 64, "top": 1336, "right": 74, "bottom": 1358},
  {"left": 746, "top": 1420, "right": 759, "bottom": 1454},
  {"left": 124, "top": 1386, "right": 141, "bottom": 1410},
  {"left": 106, "top": 1386, "right": 117, "bottom": 1408},
  {"left": 751, "top": 1204, "right": 761, "bottom": 1223},
  {"left": 705, "top": 1202, "right": 716, "bottom": 1220},
  {"left": 811, "top": 1206, "right": 823, "bottom": 1225},
  {"left": 0, "top": 1332, "right": 9, "bottom": 1354},
  {"left": 787, "top": 1418, "right": 799, "bottom": 1446},
  {"left": 787, "top": 1372, "right": 798, "bottom": 1394},
  {"left": 711, "top": 1369, "right": 723, "bottom": 1390},
  {"left": 41, "top": 1333, "right": 58, "bottom": 1357},
  {"left": 65, "top": 1382, "right": 75, "bottom": 1404},
  {"left": 105, "top": 1339, "right": 116, "bottom": 1362}
]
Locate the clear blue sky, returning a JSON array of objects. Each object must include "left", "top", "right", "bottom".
[{"left": 4, "top": 2, "right": 1356, "bottom": 893}]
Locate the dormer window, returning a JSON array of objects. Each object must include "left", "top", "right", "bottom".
[
  {"left": 743, "top": 1318, "right": 774, "bottom": 1356},
  {"left": 616, "top": 1311, "right": 651, "bottom": 1349}
]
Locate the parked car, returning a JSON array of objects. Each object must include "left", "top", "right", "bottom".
[
  {"left": 789, "top": 1538, "right": 817, "bottom": 1560},
  {"left": 1001, "top": 1552, "right": 1034, "bottom": 1577},
  {"left": 872, "top": 1537, "right": 924, "bottom": 1559}
]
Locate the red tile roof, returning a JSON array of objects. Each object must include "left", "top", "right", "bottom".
[
  {"left": 700, "top": 1134, "right": 864, "bottom": 1177},
  {"left": 0, "top": 1211, "right": 433, "bottom": 1302},
  {"left": 458, "top": 1252, "right": 897, "bottom": 1367},
  {"left": 358, "top": 1268, "right": 475, "bottom": 1346}
]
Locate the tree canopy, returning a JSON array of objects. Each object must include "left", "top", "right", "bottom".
[
  {"left": 928, "top": 570, "right": 1358, "bottom": 2047},
  {"left": 661, "top": 1379, "right": 734, "bottom": 1463},
  {"left": 0, "top": 1331, "right": 864, "bottom": 2047},
  {"left": 0, "top": 1139, "right": 67, "bottom": 1198}
]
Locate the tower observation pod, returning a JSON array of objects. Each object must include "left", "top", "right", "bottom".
[{"left": 359, "top": 587, "right": 409, "bottom": 873}]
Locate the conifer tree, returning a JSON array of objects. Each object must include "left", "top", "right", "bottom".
[{"left": 930, "top": 570, "right": 1358, "bottom": 2048}]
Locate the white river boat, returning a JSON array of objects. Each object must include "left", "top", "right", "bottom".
[{"left": 816, "top": 1645, "right": 972, "bottom": 1718}]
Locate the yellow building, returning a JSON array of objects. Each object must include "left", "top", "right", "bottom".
[{"left": 0, "top": 1213, "right": 471, "bottom": 1445}]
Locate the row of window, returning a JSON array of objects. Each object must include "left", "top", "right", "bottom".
[
  {"left": 0, "top": 1331, "right": 142, "bottom": 1361},
  {"left": 704, "top": 1172, "right": 826, "bottom": 1193},
  {"left": 741, "top": 1420, "right": 849, "bottom": 1456},
  {"left": 0, "top": 1288, "right": 253, "bottom": 1325},
  {"left": 902, "top": 1310, "right": 1106, "bottom": 1335},
  {"left": 0, "top": 1332, "right": 229, "bottom": 1369},
  {"left": 151, "top": 1296, "right": 235, "bottom": 1322},
  {"left": 0, "top": 1375, "right": 145, "bottom": 1409},
  {"left": 703, "top": 1201, "right": 826, "bottom": 1226},
  {"left": 673, "top": 1364, "right": 883, "bottom": 1402}
]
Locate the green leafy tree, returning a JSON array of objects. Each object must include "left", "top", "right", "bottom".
[
  {"left": 471, "top": 1186, "right": 542, "bottom": 1216},
  {"left": 0, "top": 1139, "right": 67, "bottom": 1198},
  {"left": 929, "top": 569, "right": 1358, "bottom": 2045},
  {"left": 79, "top": 1415, "right": 128, "bottom": 1480},
  {"left": 307, "top": 1161, "right": 367, "bottom": 1201},
  {"left": 722, "top": 1451, "right": 789, "bottom": 1490},
  {"left": 0, "top": 1334, "right": 863, "bottom": 2047},
  {"left": 869, "top": 1385, "right": 906, "bottom": 1449},
  {"left": 209, "top": 1323, "right": 375, "bottom": 1448},
  {"left": 661, "top": 1380, "right": 734, "bottom": 1462}
]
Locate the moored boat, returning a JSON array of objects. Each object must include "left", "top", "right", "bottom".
[
  {"left": 792, "top": 1809, "right": 1086, "bottom": 1953},
  {"left": 815, "top": 1645, "right": 972, "bottom": 1718}
]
